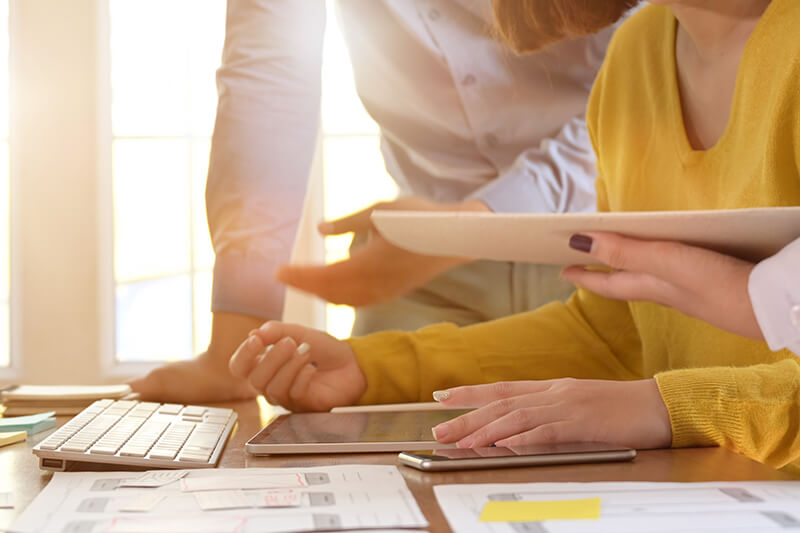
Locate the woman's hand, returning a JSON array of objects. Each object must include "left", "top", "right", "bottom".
[
  {"left": 561, "top": 232, "right": 763, "bottom": 340},
  {"left": 229, "top": 321, "right": 366, "bottom": 412},
  {"left": 431, "top": 378, "right": 672, "bottom": 449}
]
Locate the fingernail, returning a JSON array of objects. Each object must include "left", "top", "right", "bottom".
[
  {"left": 457, "top": 435, "right": 473, "bottom": 448},
  {"left": 295, "top": 342, "right": 310, "bottom": 357},
  {"left": 318, "top": 221, "right": 334, "bottom": 234},
  {"left": 569, "top": 233, "right": 594, "bottom": 253},
  {"left": 432, "top": 424, "right": 447, "bottom": 440},
  {"left": 432, "top": 390, "right": 450, "bottom": 402}
]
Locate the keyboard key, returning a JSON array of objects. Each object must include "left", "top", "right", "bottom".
[
  {"left": 182, "top": 406, "right": 207, "bottom": 417},
  {"left": 158, "top": 404, "right": 183, "bottom": 415}
]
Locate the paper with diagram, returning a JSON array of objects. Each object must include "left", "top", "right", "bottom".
[
  {"left": 10, "top": 465, "right": 428, "bottom": 533},
  {"left": 372, "top": 207, "right": 800, "bottom": 266},
  {"left": 434, "top": 481, "right": 800, "bottom": 532}
]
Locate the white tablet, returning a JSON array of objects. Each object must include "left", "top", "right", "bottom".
[
  {"left": 371, "top": 207, "right": 800, "bottom": 266},
  {"left": 245, "top": 409, "right": 467, "bottom": 455}
]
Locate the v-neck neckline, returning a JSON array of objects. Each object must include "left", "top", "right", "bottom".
[{"left": 664, "top": 1, "right": 776, "bottom": 167}]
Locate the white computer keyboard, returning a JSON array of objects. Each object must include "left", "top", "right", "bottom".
[{"left": 32, "top": 399, "right": 237, "bottom": 471}]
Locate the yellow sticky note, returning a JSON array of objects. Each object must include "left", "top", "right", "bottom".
[
  {"left": 479, "top": 498, "right": 601, "bottom": 522},
  {"left": 0, "top": 430, "right": 27, "bottom": 447}
]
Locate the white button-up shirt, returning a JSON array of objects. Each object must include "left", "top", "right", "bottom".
[
  {"left": 749, "top": 237, "right": 800, "bottom": 357},
  {"left": 207, "top": 0, "right": 616, "bottom": 319}
]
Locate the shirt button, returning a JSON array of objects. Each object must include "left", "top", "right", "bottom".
[
  {"left": 428, "top": 8, "right": 440, "bottom": 21},
  {"left": 462, "top": 74, "right": 476, "bottom": 86},
  {"left": 484, "top": 133, "right": 499, "bottom": 148},
  {"left": 791, "top": 304, "right": 800, "bottom": 330}
]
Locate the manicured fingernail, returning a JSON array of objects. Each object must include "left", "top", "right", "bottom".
[
  {"left": 569, "top": 233, "right": 594, "bottom": 253},
  {"left": 457, "top": 435, "right": 473, "bottom": 448},
  {"left": 295, "top": 342, "right": 310, "bottom": 357},
  {"left": 432, "top": 424, "right": 447, "bottom": 440},
  {"left": 432, "top": 390, "right": 450, "bottom": 402}
]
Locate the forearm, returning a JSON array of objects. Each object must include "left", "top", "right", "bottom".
[
  {"left": 655, "top": 358, "right": 800, "bottom": 468},
  {"left": 348, "top": 290, "right": 642, "bottom": 405},
  {"left": 207, "top": 0, "right": 325, "bottom": 319}
]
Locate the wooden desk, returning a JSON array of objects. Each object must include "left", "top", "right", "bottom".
[{"left": 2, "top": 399, "right": 797, "bottom": 532}]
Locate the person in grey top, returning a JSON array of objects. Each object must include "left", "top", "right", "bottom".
[{"left": 130, "top": 0, "right": 619, "bottom": 403}]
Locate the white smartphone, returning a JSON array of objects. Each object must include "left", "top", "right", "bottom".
[{"left": 398, "top": 442, "right": 636, "bottom": 471}]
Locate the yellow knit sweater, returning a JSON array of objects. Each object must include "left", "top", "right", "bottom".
[{"left": 348, "top": 1, "right": 800, "bottom": 468}]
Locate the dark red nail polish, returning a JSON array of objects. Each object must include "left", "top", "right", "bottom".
[{"left": 569, "top": 234, "right": 593, "bottom": 253}]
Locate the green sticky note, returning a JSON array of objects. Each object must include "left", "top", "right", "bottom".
[{"left": 479, "top": 498, "right": 601, "bottom": 522}]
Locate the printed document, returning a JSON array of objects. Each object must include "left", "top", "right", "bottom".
[
  {"left": 11, "top": 465, "right": 427, "bottom": 533},
  {"left": 434, "top": 481, "right": 800, "bottom": 532}
]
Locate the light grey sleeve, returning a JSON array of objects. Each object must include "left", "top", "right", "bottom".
[
  {"left": 469, "top": 116, "right": 598, "bottom": 215},
  {"left": 748, "top": 237, "right": 800, "bottom": 357},
  {"left": 206, "top": 0, "right": 326, "bottom": 319}
]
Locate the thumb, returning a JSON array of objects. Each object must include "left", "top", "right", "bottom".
[
  {"left": 318, "top": 206, "right": 377, "bottom": 235},
  {"left": 571, "top": 232, "right": 667, "bottom": 275}
]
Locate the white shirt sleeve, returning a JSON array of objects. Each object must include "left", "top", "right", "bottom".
[
  {"left": 207, "top": 0, "right": 326, "bottom": 319},
  {"left": 748, "top": 237, "right": 800, "bottom": 357},
  {"left": 469, "top": 116, "right": 597, "bottom": 215}
]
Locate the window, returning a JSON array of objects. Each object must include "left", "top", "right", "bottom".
[
  {"left": 0, "top": 0, "right": 8, "bottom": 368},
  {"left": 107, "top": 0, "right": 397, "bottom": 365},
  {"left": 0, "top": 1, "right": 396, "bottom": 383},
  {"left": 109, "top": 0, "right": 223, "bottom": 363}
]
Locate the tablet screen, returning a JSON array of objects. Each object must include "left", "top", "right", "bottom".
[{"left": 249, "top": 409, "right": 469, "bottom": 447}]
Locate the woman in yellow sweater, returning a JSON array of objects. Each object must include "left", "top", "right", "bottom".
[{"left": 229, "top": 0, "right": 800, "bottom": 468}]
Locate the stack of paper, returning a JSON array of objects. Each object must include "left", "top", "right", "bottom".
[
  {"left": 0, "top": 430, "right": 26, "bottom": 448},
  {"left": 1, "top": 384, "right": 132, "bottom": 415}
]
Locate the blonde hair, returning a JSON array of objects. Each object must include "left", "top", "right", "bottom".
[{"left": 492, "top": 0, "right": 640, "bottom": 53}]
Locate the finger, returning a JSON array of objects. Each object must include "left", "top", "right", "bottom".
[
  {"left": 229, "top": 334, "right": 266, "bottom": 379},
  {"left": 560, "top": 267, "right": 675, "bottom": 305},
  {"left": 275, "top": 263, "right": 350, "bottom": 304},
  {"left": 246, "top": 337, "right": 297, "bottom": 393},
  {"left": 495, "top": 421, "right": 575, "bottom": 447},
  {"left": 276, "top": 253, "right": 388, "bottom": 307},
  {"left": 264, "top": 343, "right": 314, "bottom": 409},
  {"left": 455, "top": 405, "right": 562, "bottom": 448},
  {"left": 287, "top": 363, "right": 318, "bottom": 411},
  {"left": 251, "top": 321, "right": 312, "bottom": 348},
  {"left": 571, "top": 232, "right": 713, "bottom": 285},
  {"left": 432, "top": 381, "right": 552, "bottom": 408},
  {"left": 318, "top": 205, "right": 377, "bottom": 235},
  {"left": 432, "top": 393, "right": 552, "bottom": 443}
]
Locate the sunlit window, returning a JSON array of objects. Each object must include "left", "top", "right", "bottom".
[
  {"left": 109, "top": 1, "right": 395, "bottom": 362},
  {"left": 0, "top": 0, "right": 9, "bottom": 367},
  {"left": 110, "top": 0, "right": 222, "bottom": 362}
]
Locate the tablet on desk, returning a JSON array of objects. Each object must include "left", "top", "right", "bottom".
[{"left": 245, "top": 409, "right": 467, "bottom": 454}]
